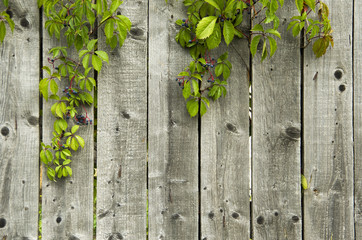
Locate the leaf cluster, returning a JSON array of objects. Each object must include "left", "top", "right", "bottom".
[
  {"left": 172, "top": 0, "right": 333, "bottom": 117},
  {"left": 0, "top": 0, "right": 14, "bottom": 44},
  {"left": 36, "top": 0, "right": 131, "bottom": 181}
]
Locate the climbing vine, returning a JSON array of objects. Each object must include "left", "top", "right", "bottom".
[
  {"left": 172, "top": 0, "right": 333, "bottom": 117},
  {"left": 0, "top": 0, "right": 131, "bottom": 181}
]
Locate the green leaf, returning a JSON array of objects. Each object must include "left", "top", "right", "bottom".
[
  {"left": 266, "top": 29, "right": 281, "bottom": 39},
  {"left": 0, "top": 21, "right": 6, "bottom": 44},
  {"left": 4, "top": 0, "right": 9, "bottom": 7},
  {"left": 301, "top": 174, "right": 308, "bottom": 190},
  {"left": 87, "top": 39, "right": 98, "bottom": 51},
  {"left": 183, "top": 81, "right": 191, "bottom": 100},
  {"left": 313, "top": 37, "right": 329, "bottom": 58},
  {"left": 82, "top": 54, "right": 90, "bottom": 69},
  {"left": 49, "top": 79, "right": 58, "bottom": 94},
  {"left": 267, "top": 36, "right": 277, "bottom": 57},
  {"left": 196, "top": 16, "right": 218, "bottom": 39},
  {"left": 4, "top": 15, "right": 14, "bottom": 32},
  {"left": 224, "top": 0, "right": 236, "bottom": 13},
  {"left": 200, "top": 101, "right": 207, "bottom": 117},
  {"left": 206, "top": 23, "right": 221, "bottom": 49},
  {"left": 75, "top": 135, "right": 85, "bottom": 148},
  {"left": 95, "top": 51, "right": 109, "bottom": 63},
  {"left": 116, "top": 15, "right": 132, "bottom": 31},
  {"left": 287, "top": 20, "right": 298, "bottom": 31},
  {"left": 71, "top": 125, "right": 80, "bottom": 134},
  {"left": 65, "top": 166, "right": 73, "bottom": 176},
  {"left": 278, "top": 0, "right": 284, "bottom": 7},
  {"left": 223, "top": 20, "right": 234, "bottom": 46},
  {"left": 104, "top": 19, "right": 114, "bottom": 39},
  {"left": 47, "top": 167, "right": 55, "bottom": 181},
  {"left": 186, "top": 99, "right": 199, "bottom": 117},
  {"left": 215, "top": 64, "right": 223, "bottom": 77},
  {"left": 92, "top": 55, "right": 102, "bottom": 72},
  {"left": 304, "top": 0, "right": 315, "bottom": 11},
  {"left": 223, "top": 64, "right": 231, "bottom": 80},
  {"left": 295, "top": 0, "right": 303, "bottom": 13},
  {"left": 70, "top": 137, "right": 79, "bottom": 151},
  {"left": 179, "top": 71, "right": 190, "bottom": 77},
  {"left": 205, "top": 0, "right": 221, "bottom": 11},
  {"left": 110, "top": 0, "right": 122, "bottom": 14},
  {"left": 192, "top": 79, "right": 199, "bottom": 95},
  {"left": 250, "top": 35, "right": 262, "bottom": 56},
  {"left": 251, "top": 24, "right": 264, "bottom": 32}
]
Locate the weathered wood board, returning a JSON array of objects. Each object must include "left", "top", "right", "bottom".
[
  {"left": 148, "top": 0, "right": 199, "bottom": 239},
  {"left": 0, "top": 1, "right": 40, "bottom": 239},
  {"left": 41, "top": 10, "right": 94, "bottom": 240},
  {"left": 252, "top": 1, "right": 302, "bottom": 239},
  {"left": 200, "top": 42, "right": 250, "bottom": 240},
  {"left": 96, "top": 0, "right": 148, "bottom": 239},
  {"left": 303, "top": 0, "right": 354, "bottom": 239},
  {"left": 355, "top": 1, "right": 362, "bottom": 239}
]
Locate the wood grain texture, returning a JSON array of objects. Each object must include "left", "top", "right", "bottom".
[
  {"left": 200, "top": 43, "right": 250, "bottom": 240},
  {"left": 355, "top": 1, "right": 362, "bottom": 238},
  {"left": 0, "top": 1, "right": 40, "bottom": 239},
  {"left": 148, "top": 0, "right": 199, "bottom": 239},
  {"left": 96, "top": 1, "right": 148, "bottom": 239},
  {"left": 252, "top": 2, "right": 302, "bottom": 239},
  {"left": 303, "top": 0, "right": 354, "bottom": 239},
  {"left": 41, "top": 12, "right": 94, "bottom": 240}
]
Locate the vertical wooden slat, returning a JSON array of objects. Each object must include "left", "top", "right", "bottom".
[
  {"left": 0, "top": 1, "right": 39, "bottom": 239},
  {"left": 96, "top": 0, "right": 148, "bottom": 239},
  {"left": 303, "top": 0, "right": 354, "bottom": 239},
  {"left": 355, "top": 0, "right": 362, "bottom": 238},
  {"left": 41, "top": 14, "right": 94, "bottom": 240},
  {"left": 148, "top": 0, "right": 199, "bottom": 239},
  {"left": 252, "top": 2, "right": 302, "bottom": 239},
  {"left": 200, "top": 40, "right": 250, "bottom": 239}
]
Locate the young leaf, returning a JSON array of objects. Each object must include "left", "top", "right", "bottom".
[
  {"left": 196, "top": 16, "right": 218, "bottom": 39},
  {"left": 301, "top": 174, "right": 308, "bottom": 190}
]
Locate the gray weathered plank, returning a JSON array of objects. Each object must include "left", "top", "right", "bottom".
[
  {"left": 252, "top": 2, "right": 302, "bottom": 239},
  {"left": 200, "top": 42, "right": 250, "bottom": 239},
  {"left": 355, "top": 1, "right": 362, "bottom": 238},
  {"left": 96, "top": 1, "right": 148, "bottom": 239},
  {"left": 148, "top": 0, "right": 199, "bottom": 239},
  {"left": 41, "top": 12, "right": 94, "bottom": 240},
  {"left": 303, "top": 0, "right": 354, "bottom": 239},
  {"left": 0, "top": 1, "right": 40, "bottom": 239}
]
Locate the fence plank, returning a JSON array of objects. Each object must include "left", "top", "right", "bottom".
[
  {"left": 200, "top": 40, "right": 250, "bottom": 239},
  {"left": 0, "top": 2, "right": 40, "bottom": 239},
  {"left": 355, "top": 1, "right": 362, "bottom": 238},
  {"left": 303, "top": 0, "right": 354, "bottom": 239},
  {"left": 41, "top": 15, "right": 94, "bottom": 240},
  {"left": 96, "top": 1, "right": 148, "bottom": 239},
  {"left": 252, "top": 2, "right": 302, "bottom": 239},
  {"left": 148, "top": 1, "right": 199, "bottom": 239}
]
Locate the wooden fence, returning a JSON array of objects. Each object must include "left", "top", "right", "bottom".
[{"left": 0, "top": 0, "right": 360, "bottom": 239}]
